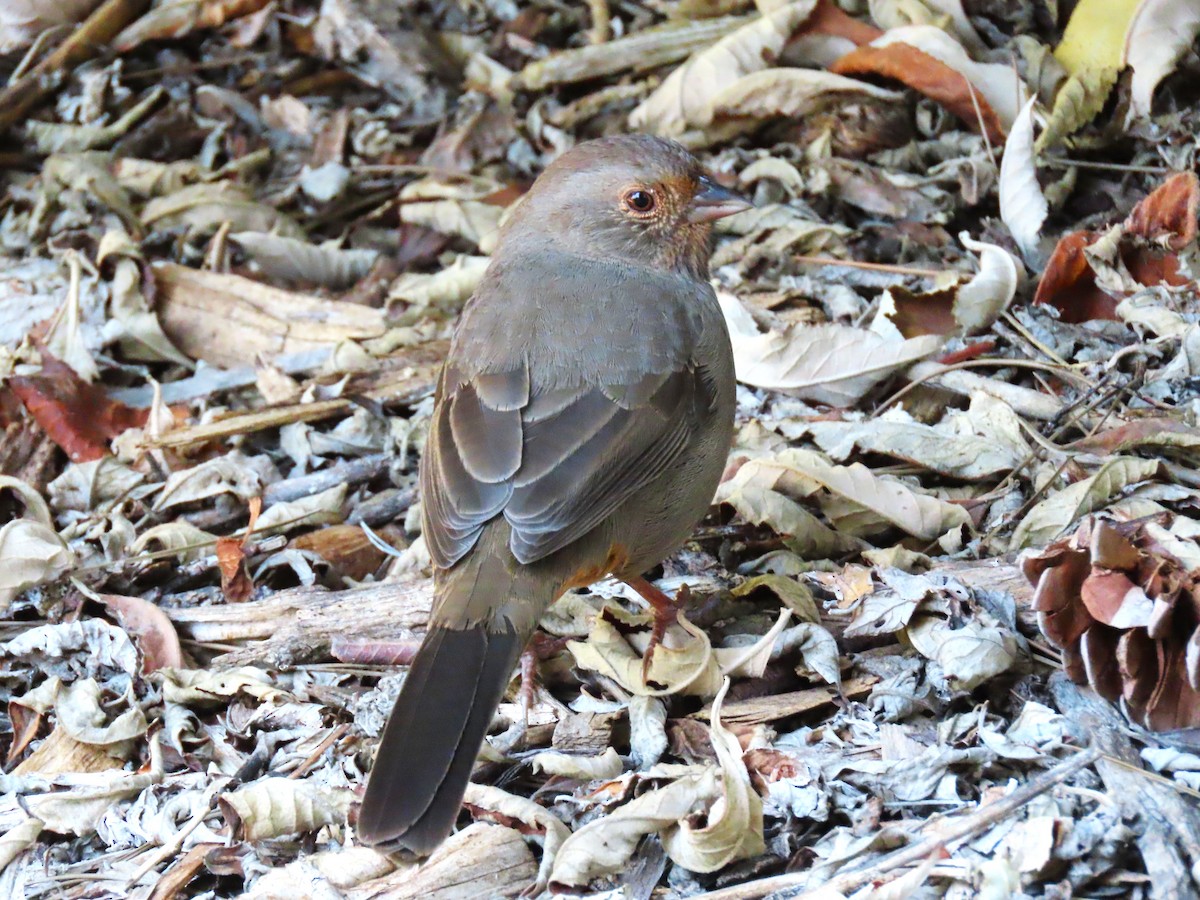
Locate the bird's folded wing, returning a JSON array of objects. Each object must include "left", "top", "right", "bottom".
[{"left": 422, "top": 360, "right": 719, "bottom": 568}]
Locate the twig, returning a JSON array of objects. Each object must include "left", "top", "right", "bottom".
[
  {"left": 586, "top": 0, "right": 611, "bottom": 44},
  {"left": 1043, "top": 158, "right": 1171, "bottom": 175},
  {"left": 874, "top": 358, "right": 1090, "bottom": 417},
  {"left": 794, "top": 255, "right": 942, "bottom": 278},
  {"left": 693, "top": 748, "right": 1101, "bottom": 900},
  {"left": 0, "top": 0, "right": 153, "bottom": 134}
]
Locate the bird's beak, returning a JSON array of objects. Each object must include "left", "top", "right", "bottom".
[{"left": 687, "top": 176, "right": 753, "bottom": 224}]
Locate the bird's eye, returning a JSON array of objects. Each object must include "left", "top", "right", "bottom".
[{"left": 623, "top": 189, "right": 656, "bottom": 214}]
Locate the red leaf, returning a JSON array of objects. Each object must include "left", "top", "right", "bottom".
[
  {"left": 96, "top": 593, "right": 185, "bottom": 673},
  {"left": 1125, "top": 171, "right": 1199, "bottom": 250},
  {"left": 830, "top": 43, "right": 1006, "bottom": 145},
  {"left": 218, "top": 496, "right": 262, "bottom": 603},
  {"left": 8, "top": 355, "right": 148, "bottom": 462}
]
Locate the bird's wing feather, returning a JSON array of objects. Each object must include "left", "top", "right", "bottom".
[{"left": 421, "top": 257, "right": 716, "bottom": 569}]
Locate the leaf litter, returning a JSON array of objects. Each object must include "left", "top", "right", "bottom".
[{"left": 1, "top": 0, "right": 1200, "bottom": 897}]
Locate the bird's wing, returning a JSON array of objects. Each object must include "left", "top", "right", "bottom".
[{"left": 421, "top": 260, "right": 721, "bottom": 568}]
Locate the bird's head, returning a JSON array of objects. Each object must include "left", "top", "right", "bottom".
[{"left": 497, "top": 134, "right": 752, "bottom": 279}]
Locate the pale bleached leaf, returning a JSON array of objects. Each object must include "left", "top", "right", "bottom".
[
  {"left": 661, "top": 679, "right": 764, "bottom": 871},
  {"left": 219, "top": 777, "right": 351, "bottom": 841},
  {"left": 742, "top": 448, "right": 971, "bottom": 541},
  {"left": 710, "top": 67, "right": 902, "bottom": 126},
  {"left": 719, "top": 293, "right": 943, "bottom": 405},
  {"left": 0, "top": 520, "right": 75, "bottom": 612},
  {"left": 998, "top": 98, "right": 1048, "bottom": 262},
  {"left": 529, "top": 747, "right": 624, "bottom": 779},
  {"left": 1011, "top": 457, "right": 1163, "bottom": 549},
  {"left": 630, "top": 1, "right": 819, "bottom": 136},
  {"left": 231, "top": 232, "right": 378, "bottom": 289},
  {"left": 954, "top": 233, "right": 1020, "bottom": 334},
  {"left": 1124, "top": 0, "right": 1200, "bottom": 119},
  {"left": 808, "top": 417, "right": 1022, "bottom": 479}
]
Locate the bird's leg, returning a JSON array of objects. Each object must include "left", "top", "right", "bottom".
[
  {"left": 623, "top": 575, "right": 690, "bottom": 679},
  {"left": 517, "top": 632, "right": 570, "bottom": 725}
]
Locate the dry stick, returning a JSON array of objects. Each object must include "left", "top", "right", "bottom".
[
  {"left": 794, "top": 255, "right": 943, "bottom": 278},
  {"left": 694, "top": 748, "right": 1101, "bottom": 900},
  {"left": 0, "top": 0, "right": 152, "bottom": 133},
  {"left": 873, "top": 358, "right": 1089, "bottom": 417}
]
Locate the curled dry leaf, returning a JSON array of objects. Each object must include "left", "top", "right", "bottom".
[
  {"left": 1011, "top": 457, "right": 1162, "bottom": 550},
  {"left": 876, "top": 234, "right": 1018, "bottom": 338},
  {"left": 708, "top": 68, "right": 903, "bottom": 135},
  {"left": 954, "top": 234, "right": 1020, "bottom": 335},
  {"left": 999, "top": 97, "right": 1048, "bottom": 263},
  {"left": 754, "top": 448, "right": 971, "bottom": 542},
  {"left": 462, "top": 783, "right": 571, "bottom": 893},
  {"left": 661, "top": 679, "right": 765, "bottom": 871},
  {"left": 93, "top": 593, "right": 185, "bottom": 673},
  {"left": 568, "top": 604, "right": 791, "bottom": 697},
  {"left": 717, "top": 455, "right": 864, "bottom": 559},
  {"left": 159, "top": 666, "right": 288, "bottom": 707},
  {"left": 1034, "top": 170, "right": 1198, "bottom": 323},
  {"left": 0, "top": 518, "right": 74, "bottom": 613},
  {"left": 629, "top": 1, "right": 820, "bottom": 136},
  {"left": 1023, "top": 515, "right": 1200, "bottom": 731},
  {"left": 549, "top": 679, "right": 762, "bottom": 888},
  {"left": 1124, "top": 0, "right": 1200, "bottom": 120},
  {"left": 387, "top": 254, "right": 489, "bottom": 313},
  {"left": 54, "top": 678, "right": 149, "bottom": 748},
  {"left": 220, "top": 777, "right": 352, "bottom": 841},
  {"left": 719, "top": 292, "right": 943, "bottom": 405},
  {"left": 808, "top": 415, "right": 1023, "bottom": 480},
  {"left": 22, "top": 738, "right": 164, "bottom": 836},
  {"left": 130, "top": 521, "right": 217, "bottom": 563},
  {"left": 529, "top": 746, "right": 624, "bottom": 780},
  {"left": 831, "top": 25, "right": 1022, "bottom": 144}
]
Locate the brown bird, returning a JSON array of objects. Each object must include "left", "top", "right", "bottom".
[{"left": 357, "top": 134, "right": 750, "bottom": 855}]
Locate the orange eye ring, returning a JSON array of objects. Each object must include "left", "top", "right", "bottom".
[{"left": 622, "top": 188, "right": 657, "bottom": 215}]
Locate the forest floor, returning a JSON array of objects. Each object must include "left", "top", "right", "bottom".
[{"left": 1, "top": 0, "right": 1199, "bottom": 897}]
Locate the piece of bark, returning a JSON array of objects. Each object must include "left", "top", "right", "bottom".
[
  {"left": 347, "top": 822, "right": 537, "bottom": 899},
  {"left": 167, "top": 577, "right": 434, "bottom": 669},
  {"left": 1051, "top": 675, "right": 1200, "bottom": 899}
]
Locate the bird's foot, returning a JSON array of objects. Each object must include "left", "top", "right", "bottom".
[
  {"left": 623, "top": 575, "right": 691, "bottom": 681},
  {"left": 518, "top": 632, "right": 569, "bottom": 724}
]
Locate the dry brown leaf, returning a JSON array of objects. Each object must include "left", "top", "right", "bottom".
[
  {"left": 9, "top": 354, "right": 149, "bottom": 463},
  {"left": 831, "top": 29, "right": 1012, "bottom": 144}
]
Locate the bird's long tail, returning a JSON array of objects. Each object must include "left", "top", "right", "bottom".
[{"left": 356, "top": 616, "right": 525, "bottom": 854}]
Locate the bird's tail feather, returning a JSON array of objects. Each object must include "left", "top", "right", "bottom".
[{"left": 357, "top": 620, "right": 523, "bottom": 854}]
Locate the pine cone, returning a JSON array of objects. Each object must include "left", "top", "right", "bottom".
[{"left": 1021, "top": 515, "right": 1200, "bottom": 732}]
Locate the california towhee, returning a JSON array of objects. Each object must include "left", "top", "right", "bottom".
[{"left": 357, "top": 134, "right": 750, "bottom": 854}]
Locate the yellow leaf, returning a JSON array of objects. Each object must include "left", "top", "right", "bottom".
[{"left": 1053, "top": 0, "right": 1140, "bottom": 76}]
